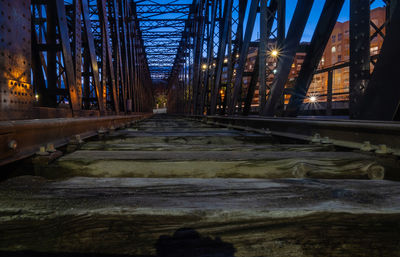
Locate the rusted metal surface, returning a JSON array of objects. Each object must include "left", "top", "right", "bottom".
[
  {"left": 0, "top": 0, "right": 33, "bottom": 120},
  {"left": 189, "top": 115, "right": 400, "bottom": 156},
  {"left": 0, "top": 113, "right": 153, "bottom": 166}
]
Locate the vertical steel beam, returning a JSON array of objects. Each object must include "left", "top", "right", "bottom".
[
  {"left": 228, "top": 0, "right": 259, "bottom": 115},
  {"left": 356, "top": 3, "right": 400, "bottom": 120},
  {"left": 285, "top": 0, "right": 345, "bottom": 116},
  {"left": 243, "top": 46, "right": 260, "bottom": 115},
  {"left": 192, "top": 1, "right": 205, "bottom": 114},
  {"left": 349, "top": 0, "right": 370, "bottom": 119},
  {"left": 262, "top": 0, "right": 314, "bottom": 116},
  {"left": 55, "top": 0, "right": 81, "bottom": 115},
  {"left": 81, "top": 0, "right": 105, "bottom": 113},
  {"left": 47, "top": 1, "right": 58, "bottom": 107},
  {"left": 73, "top": 0, "right": 83, "bottom": 110},
  {"left": 277, "top": 0, "right": 286, "bottom": 46},
  {"left": 246, "top": 0, "right": 278, "bottom": 115},
  {"left": 98, "top": 0, "right": 119, "bottom": 114},
  {"left": 224, "top": 0, "right": 244, "bottom": 114},
  {"left": 199, "top": 0, "right": 216, "bottom": 114},
  {"left": 258, "top": 0, "right": 269, "bottom": 112},
  {"left": 326, "top": 70, "right": 333, "bottom": 116},
  {"left": 210, "top": 0, "right": 233, "bottom": 115},
  {"left": 119, "top": 1, "right": 130, "bottom": 111}
]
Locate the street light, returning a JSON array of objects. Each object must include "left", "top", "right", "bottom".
[
  {"left": 309, "top": 96, "right": 317, "bottom": 102},
  {"left": 270, "top": 49, "right": 279, "bottom": 58},
  {"left": 201, "top": 64, "right": 207, "bottom": 71}
]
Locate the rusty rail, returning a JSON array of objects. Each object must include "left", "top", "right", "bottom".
[
  {"left": 0, "top": 113, "right": 153, "bottom": 166},
  {"left": 188, "top": 115, "right": 400, "bottom": 157}
]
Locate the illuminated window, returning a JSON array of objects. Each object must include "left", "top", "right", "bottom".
[{"left": 331, "top": 46, "right": 336, "bottom": 53}]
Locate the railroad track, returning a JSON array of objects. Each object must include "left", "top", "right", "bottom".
[{"left": 1, "top": 114, "right": 400, "bottom": 256}]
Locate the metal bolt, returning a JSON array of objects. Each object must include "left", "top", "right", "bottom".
[
  {"left": 75, "top": 135, "right": 83, "bottom": 144},
  {"left": 321, "top": 136, "right": 331, "bottom": 144},
  {"left": 375, "top": 144, "right": 388, "bottom": 154},
  {"left": 311, "top": 133, "right": 321, "bottom": 143},
  {"left": 46, "top": 143, "right": 56, "bottom": 153},
  {"left": 360, "top": 141, "right": 373, "bottom": 151},
  {"left": 8, "top": 140, "right": 17, "bottom": 150},
  {"left": 263, "top": 128, "right": 271, "bottom": 135},
  {"left": 36, "top": 146, "right": 49, "bottom": 156},
  {"left": 98, "top": 127, "right": 108, "bottom": 134}
]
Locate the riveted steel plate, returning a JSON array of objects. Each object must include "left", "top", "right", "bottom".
[{"left": 0, "top": 0, "right": 33, "bottom": 120}]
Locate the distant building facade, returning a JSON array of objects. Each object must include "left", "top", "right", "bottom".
[{"left": 306, "top": 7, "right": 386, "bottom": 104}]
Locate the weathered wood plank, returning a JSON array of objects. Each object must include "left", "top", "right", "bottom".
[
  {"left": 49, "top": 151, "right": 386, "bottom": 179},
  {"left": 60, "top": 150, "right": 370, "bottom": 161},
  {"left": 1, "top": 177, "right": 400, "bottom": 257},
  {"left": 80, "top": 142, "right": 334, "bottom": 152}
]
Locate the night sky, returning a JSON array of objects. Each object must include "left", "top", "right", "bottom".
[{"left": 251, "top": 0, "right": 386, "bottom": 41}]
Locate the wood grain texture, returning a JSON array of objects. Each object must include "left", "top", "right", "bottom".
[{"left": 1, "top": 177, "right": 400, "bottom": 256}]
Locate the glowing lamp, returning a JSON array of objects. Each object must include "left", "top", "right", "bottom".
[{"left": 309, "top": 96, "right": 317, "bottom": 102}]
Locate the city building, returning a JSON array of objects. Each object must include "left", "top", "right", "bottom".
[{"left": 306, "top": 7, "right": 386, "bottom": 105}]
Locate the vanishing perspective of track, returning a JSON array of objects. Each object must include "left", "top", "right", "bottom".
[{"left": 1, "top": 115, "right": 400, "bottom": 256}]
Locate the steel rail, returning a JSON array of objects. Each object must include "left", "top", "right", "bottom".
[
  {"left": 188, "top": 115, "right": 400, "bottom": 156},
  {"left": 0, "top": 113, "right": 153, "bottom": 166}
]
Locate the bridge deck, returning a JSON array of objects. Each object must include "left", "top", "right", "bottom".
[{"left": 1, "top": 115, "right": 400, "bottom": 256}]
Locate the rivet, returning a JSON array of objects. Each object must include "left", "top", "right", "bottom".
[
  {"left": 46, "top": 143, "right": 56, "bottom": 153},
  {"left": 360, "top": 141, "right": 373, "bottom": 151},
  {"left": 36, "top": 146, "right": 49, "bottom": 156},
  {"left": 8, "top": 140, "right": 17, "bottom": 150},
  {"left": 375, "top": 144, "right": 388, "bottom": 154}
]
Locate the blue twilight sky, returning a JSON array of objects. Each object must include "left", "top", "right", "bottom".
[{"left": 250, "top": 0, "right": 386, "bottom": 42}]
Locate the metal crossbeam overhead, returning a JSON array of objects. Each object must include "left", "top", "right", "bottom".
[
  {"left": 135, "top": 0, "right": 192, "bottom": 81},
  {"left": 136, "top": 4, "right": 190, "bottom": 15}
]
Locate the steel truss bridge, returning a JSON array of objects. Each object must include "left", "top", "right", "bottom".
[
  {"left": 2, "top": 1, "right": 400, "bottom": 255},
  {"left": 166, "top": 0, "right": 400, "bottom": 121},
  {"left": 0, "top": 0, "right": 400, "bottom": 163}
]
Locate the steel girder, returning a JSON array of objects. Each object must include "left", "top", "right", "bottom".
[
  {"left": 262, "top": 0, "right": 314, "bottom": 116},
  {"left": 285, "top": 0, "right": 345, "bottom": 116},
  {"left": 2, "top": 0, "right": 153, "bottom": 121},
  {"left": 349, "top": 0, "right": 371, "bottom": 119},
  {"left": 167, "top": 0, "right": 397, "bottom": 121},
  {"left": 355, "top": 0, "right": 400, "bottom": 120},
  {"left": 209, "top": 0, "right": 233, "bottom": 115},
  {"left": 243, "top": 0, "right": 279, "bottom": 116},
  {"left": 227, "top": 0, "right": 259, "bottom": 115},
  {"left": 136, "top": 4, "right": 190, "bottom": 15},
  {"left": 135, "top": 1, "right": 191, "bottom": 81}
]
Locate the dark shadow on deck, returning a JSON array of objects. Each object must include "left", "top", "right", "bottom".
[{"left": 0, "top": 228, "right": 236, "bottom": 257}]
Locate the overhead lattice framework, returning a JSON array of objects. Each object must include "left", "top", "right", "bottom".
[{"left": 135, "top": 0, "right": 192, "bottom": 81}]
